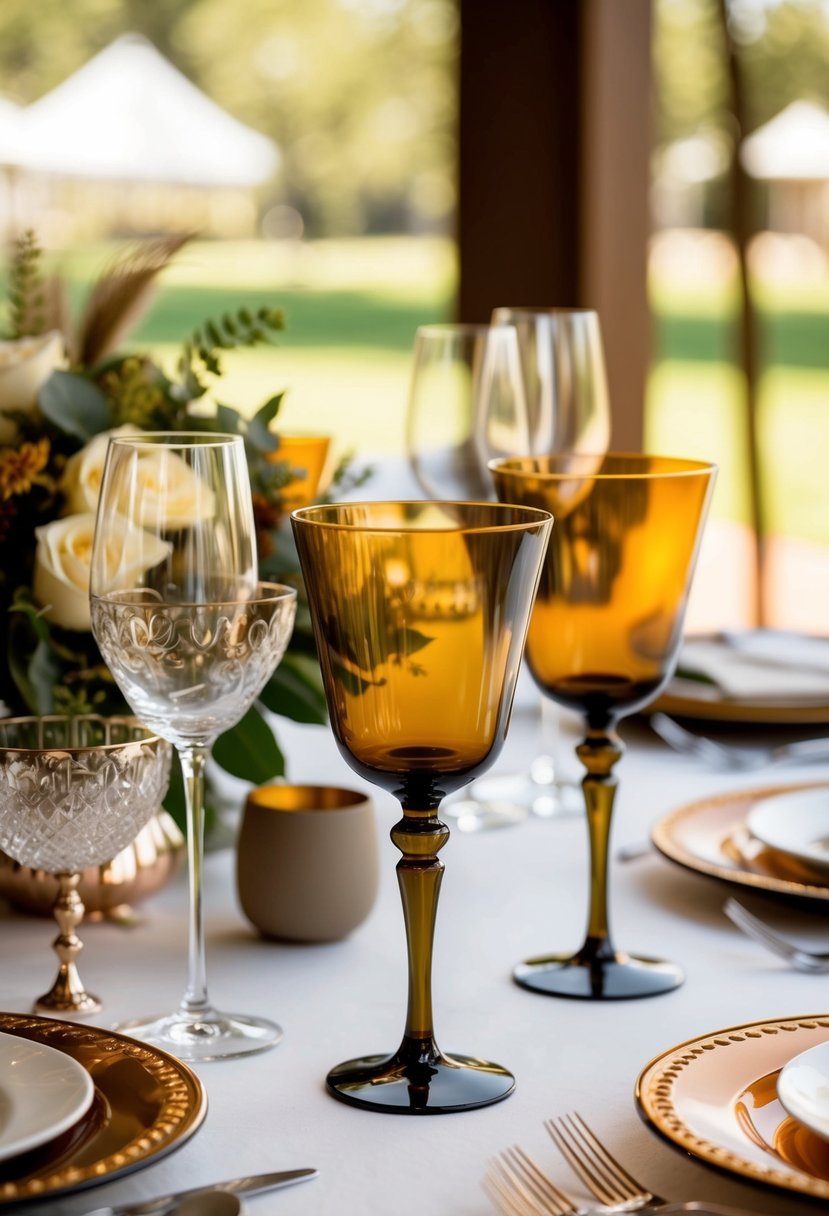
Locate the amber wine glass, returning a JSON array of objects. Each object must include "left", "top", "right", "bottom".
[
  {"left": 491, "top": 454, "right": 716, "bottom": 1000},
  {"left": 292, "top": 500, "right": 551, "bottom": 1112}
]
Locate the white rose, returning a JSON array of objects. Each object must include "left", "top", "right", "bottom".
[
  {"left": 61, "top": 425, "right": 143, "bottom": 514},
  {"left": 33, "top": 513, "right": 171, "bottom": 632},
  {"left": 125, "top": 449, "right": 216, "bottom": 529},
  {"left": 0, "top": 331, "right": 67, "bottom": 443}
]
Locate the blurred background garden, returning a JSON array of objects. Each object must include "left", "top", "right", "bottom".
[{"left": 2, "top": 0, "right": 829, "bottom": 627}]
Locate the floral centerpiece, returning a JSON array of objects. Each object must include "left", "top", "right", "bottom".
[{"left": 0, "top": 232, "right": 361, "bottom": 824}]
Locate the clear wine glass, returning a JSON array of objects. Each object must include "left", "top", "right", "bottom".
[
  {"left": 491, "top": 453, "right": 716, "bottom": 999},
  {"left": 479, "top": 307, "right": 612, "bottom": 819},
  {"left": 89, "top": 432, "right": 297, "bottom": 1060},
  {"left": 292, "top": 500, "right": 551, "bottom": 1111},
  {"left": 406, "top": 323, "right": 530, "bottom": 502},
  {"left": 0, "top": 715, "right": 171, "bottom": 1016},
  {"left": 405, "top": 322, "right": 533, "bottom": 830}
]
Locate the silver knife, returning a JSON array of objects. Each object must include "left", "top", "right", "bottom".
[
  {"left": 81, "top": 1168, "right": 318, "bottom": 1216},
  {"left": 619, "top": 1204, "right": 767, "bottom": 1215}
]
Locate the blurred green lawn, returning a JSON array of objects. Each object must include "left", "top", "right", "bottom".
[{"left": 29, "top": 235, "right": 829, "bottom": 542}]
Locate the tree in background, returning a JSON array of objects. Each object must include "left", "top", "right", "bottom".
[{"left": 0, "top": 0, "right": 456, "bottom": 238}]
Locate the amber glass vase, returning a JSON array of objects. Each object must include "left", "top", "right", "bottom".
[
  {"left": 491, "top": 454, "right": 716, "bottom": 1000},
  {"left": 292, "top": 500, "right": 551, "bottom": 1113}
]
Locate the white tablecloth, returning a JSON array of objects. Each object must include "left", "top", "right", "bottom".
[{"left": 3, "top": 693, "right": 829, "bottom": 1216}]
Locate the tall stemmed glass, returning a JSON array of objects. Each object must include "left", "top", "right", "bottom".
[
  {"left": 406, "top": 323, "right": 532, "bottom": 831},
  {"left": 406, "top": 323, "right": 530, "bottom": 501},
  {"left": 0, "top": 715, "right": 170, "bottom": 1016},
  {"left": 491, "top": 454, "right": 716, "bottom": 1000},
  {"left": 292, "top": 500, "right": 551, "bottom": 1112},
  {"left": 90, "top": 433, "right": 297, "bottom": 1060},
  {"left": 486, "top": 307, "right": 612, "bottom": 818}
]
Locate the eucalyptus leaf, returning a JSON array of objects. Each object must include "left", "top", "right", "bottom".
[
  {"left": 38, "top": 370, "right": 111, "bottom": 440},
  {"left": 212, "top": 706, "right": 285, "bottom": 783}
]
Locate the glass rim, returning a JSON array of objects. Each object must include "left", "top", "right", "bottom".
[
  {"left": 90, "top": 580, "right": 298, "bottom": 610},
  {"left": 291, "top": 499, "right": 552, "bottom": 534},
  {"left": 107, "top": 432, "right": 245, "bottom": 448},
  {"left": 492, "top": 306, "right": 599, "bottom": 319},
  {"left": 488, "top": 452, "right": 717, "bottom": 481},
  {"left": 0, "top": 713, "right": 166, "bottom": 754},
  {"left": 414, "top": 322, "right": 516, "bottom": 338}
]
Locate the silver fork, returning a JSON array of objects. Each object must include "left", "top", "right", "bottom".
[
  {"left": 545, "top": 1112, "right": 759, "bottom": 1215},
  {"left": 484, "top": 1146, "right": 576, "bottom": 1216},
  {"left": 649, "top": 712, "right": 829, "bottom": 772},
  {"left": 724, "top": 896, "right": 829, "bottom": 972}
]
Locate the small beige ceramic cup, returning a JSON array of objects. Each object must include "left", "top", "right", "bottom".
[{"left": 236, "top": 784, "right": 379, "bottom": 943}]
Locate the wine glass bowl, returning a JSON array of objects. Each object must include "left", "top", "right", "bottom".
[
  {"left": 91, "top": 583, "right": 297, "bottom": 750},
  {"left": 292, "top": 500, "right": 552, "bottom": 1112},
  {"left": 491, "top": 307, "right": 610, "bottom": 456},
  {"left": 90, "top": 433, "right": 297, "bottom": 1060},
  {"left": 0, "top": 715, "right": 171, "bottom": 1015},
  {"left": 406, "top": 323, "right": 529, "bottom": 501},
  {"left": 490, "top": 453, "right": 716, "bottom": 1000}
]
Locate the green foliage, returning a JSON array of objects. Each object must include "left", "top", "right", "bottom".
[
  {"left": 7, "top": 230, "right": 46, "bottom": 339},
  {"left": 0, "top": 0, "right": 457, "bottom": 238},
  {"left": 177, "top": 305, "right": 285, "bottom": 400},
  {"left": 0, "top": 237, "right": 337, "bottom": 824}
]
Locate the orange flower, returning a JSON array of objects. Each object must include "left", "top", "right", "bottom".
[{"left": 0, "top": 438, "right": 51, "bottom": 500}]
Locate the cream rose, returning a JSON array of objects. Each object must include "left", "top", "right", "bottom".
[
  {"left": 33, "top": 513, "right": 171, "bottom": 632},
  {"left": 0, "top": 331, "right": 67, "bottom": 443},
  {"left": 124, "top": 450, "right": 216, "bottom": 529},
  {"left": 60, "top": 425, "right": 143, "bottom": 514}
]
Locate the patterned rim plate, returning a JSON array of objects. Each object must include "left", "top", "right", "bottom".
[
  {"left": 651, "top": 780, "right": 829, "bottom": 903},
  {"left": 0, "top": 1012, "right": 207, "bottom": 1204},
  {"left": 636, "top": 1015, "right": 829, "bottom": 1200}
]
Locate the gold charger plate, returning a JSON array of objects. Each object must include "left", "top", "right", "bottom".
[
  {"left": 652, "top": 681, "right": 829, "bottom": 726},
  {"left": 0, "top": 1012, "right": 207, "bottom": 1205},
  {"left": 651, "top": 780, "right": 829, "bottom": 903},
  {"left": 636, "top": 1014, "right": 829, "bottom": 1201}
]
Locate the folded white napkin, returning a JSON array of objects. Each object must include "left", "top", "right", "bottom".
[{"left": 677, "top": 630, "right": 829, "bottom": 702}]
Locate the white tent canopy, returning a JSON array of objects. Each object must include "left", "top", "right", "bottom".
[
  {"left": 17, "top": 34, "right": 279, "bottom": 188},
  {"left": 742, "top": 99, "right": 829, "bottom": 182}
]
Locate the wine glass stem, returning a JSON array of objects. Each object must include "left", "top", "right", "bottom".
[
  {"left": 391, "top": 809, "right": 449, "bottom": 1053},
  {"left": 178, "top": 743, "right": 211, "bottom": 1017},
  {"left": 576, "top": 729, "right": 623, "bottom": 960}
]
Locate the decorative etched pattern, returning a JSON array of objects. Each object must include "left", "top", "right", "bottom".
[
  {"left": 0, "top": 718, "right": 171, "bottom": 873},
  {"left": 637, "top": 1014, "right": 829, "bottom": 1200},
  {"left": 91, "top": 588, "right": 297, "bottom": 745},
  {"left": 0, "top": 1012, "right": 206, "bottom": 1203}
]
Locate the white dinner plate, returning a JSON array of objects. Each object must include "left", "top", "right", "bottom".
[
  {"left": 636, "top": 1014, "right": 829, "bottom": 1200},
  {"left": 0, "top": 1029, "right": 94, "bottom": 1162},
  {"left": 746, "top": 787, "right": 829, "bottom": 874},
  {"left": 778, "top": 1041, "right": 829, "bottom": 1143}
]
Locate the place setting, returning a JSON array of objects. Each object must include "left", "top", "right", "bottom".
[{"left": 651, "top": 774, "right": 829, "bottom": 903}]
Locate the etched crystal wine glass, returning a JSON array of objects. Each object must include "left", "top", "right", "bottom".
[
  {"left": 491, "top": 454, "right": 716, "bottom": 1000},
  {"left": 292, "top": 500, "right": 551, "bottom": 1112},
  {"left": 484, "top": 307, "right": 612, "bottom": 819},
  {"left": 0, "top": 715, "right": 171, "bottom": 1015},
  {"left": 90, "top": 433, "right": 297, "bottom": 1060}
]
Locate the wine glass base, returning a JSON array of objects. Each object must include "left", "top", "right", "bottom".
[
  {"left": 469, "top": 771, "right": 583, "bottom": 819},
  {"left": 513, "top": 952, "right": 684, "bottom": 1001},
  {"left": 326, "top": 1050, "right": 515, "bottom": 1114},
  {"left": 442, "top": 796, "right": 528, "bottom": 833},
  {"left": 115, "top": 1008, "right": 283, "bottom": 1061}
]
